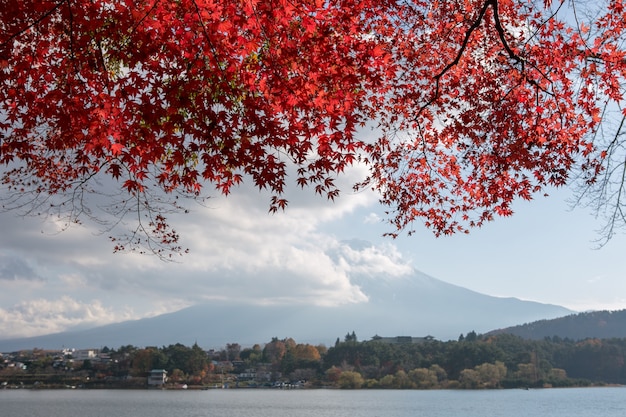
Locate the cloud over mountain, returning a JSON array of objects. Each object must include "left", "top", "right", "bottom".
[{"left": 0, "top": 269, "right": 573, "bottom": 351}]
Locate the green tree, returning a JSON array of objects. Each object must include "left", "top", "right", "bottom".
[
  {"left": 241, "top": 344, "right": 263, "bottom": 365},
  {"left": 465, "top": 331, "right": 478, "bottom": 342},
  {"left": 130, "top": 348, "right": 155, "bottom": 376},
  {"left": 225, "top": 343, "right": 241, "bottom": 361},
  {"left": 344, "top": 331, "right": 357, "bottom": 343},
  {"left": 444, "top": 340, "right": 505, "bottom": 379},
  {"left": 188, "top": 343, "right": 209, "bottom": 378},
  {"left": 162, "top": 344, "right": 195, "bottom": 375}
]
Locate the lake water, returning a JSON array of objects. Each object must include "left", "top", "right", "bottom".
[{"left": 1, "top": 387, "right": 625, "bottom": 417}]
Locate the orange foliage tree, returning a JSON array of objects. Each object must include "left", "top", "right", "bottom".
[{"left": 1, "top": 0, "right": 624, "bottom": 255}]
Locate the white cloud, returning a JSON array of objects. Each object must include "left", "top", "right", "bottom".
[
  {"left": 561, "top": 298, "right": 626, "bottom": 313},
  {"left": 363, "top": 212, "right": 382, "bottom": 224},
  {"left": 0, "top": 170, "right": 422, "bottom": 340},
  {"left": 0, "top": 297, "right": 136, "bottom": 339},
  {"left": 0, "top": 169, "right": 404, "bottom": 339},
  {"left": 59, "top": 273, "right": 88, "bottom": 287},
  {"left": 330, "top": 240, "right": 413, "bottom": 279},
  {"left": 2, "top": 158, "right": 625, "bottom": 341}
]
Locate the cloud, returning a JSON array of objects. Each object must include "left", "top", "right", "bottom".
[
  {"left": 333, "top": 241, "right": 413, "bottom": 278},
  {"left": 0, "top": 122, "right": 405, "bottom": 335},
  {"left": 59, "top": 273, "right": 88, "bottom": 287},
  {"left": 0, "top": 161, "right": 417, "bottom": 338},
  {"left": 363, "top": 212, "right": 382, "bottom": 224},
  {"left": 0, "top": 254, "right": 44, "bottom": 282},
  {"left": 0, "top": 296, "right": 137, "bottom": 339},
  {"left": 78, "top": 192, "right": 380, "bottom": 307},
  {"left": 0, "top": 233, "right": 416, "bottom": 340}
]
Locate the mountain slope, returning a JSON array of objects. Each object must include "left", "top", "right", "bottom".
[
  {"left": 486, "top": 309, "right": 626, "bottom": 340},
  {"left": 0, "top": 270, "right": 573, "bottom": 351}
]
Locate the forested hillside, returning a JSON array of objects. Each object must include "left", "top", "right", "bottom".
[
  {"left": 3, "top": 332, "right": 626, "bottom": 389},
  {"left": 322, "top": 333, "right": 626, "bottom": 387},
  {"left": 487, "top": 310, "right": 626, "bottom": 340}
]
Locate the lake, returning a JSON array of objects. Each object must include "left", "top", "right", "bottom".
[{"left": 1, "top": 387, "right": 625, "bottom": 417}]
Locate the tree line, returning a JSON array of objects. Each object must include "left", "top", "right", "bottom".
[
  {"left": 3, "top": 332, "right": 626, "bottom": 389},
  {"left": 323, "top": 332, "right": 626, "bottom": 388}
]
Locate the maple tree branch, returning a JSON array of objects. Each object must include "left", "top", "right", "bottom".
[
  {"left": 570, "top": 0, "right": 597, "bottom": 56},
  {"left": 123, "top": 0, "right": 161, "bottom": 48},
  {"left": 65, "top": 0, "right": 76, "bottom": 61},
  {"left": 419, "top": 0, "right": 493, "bottom": 115},
  {"left": 190, "top": 0, "right": 235, "bottom": 94},
  {"left": 491, "top": 0, "right": 554, "bottom": 97},
  {"left": 0, "top": 0, "right": 65, "bottom": 49},
  {"left": 419, "top": 0, "right": 529, "bottom": 117},
  {"left": 417, "top": 0, "right": 563, "bottom": 121},
  {"left": 489, "top": 0, "right": 522, "bottom": 63}
]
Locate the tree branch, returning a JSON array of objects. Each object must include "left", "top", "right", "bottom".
[
  {"left": 419, "top": 0, "right": 493, "bottom": 116},
  {"left": 0, "top": 1, "right": 65, "bottom": 49}
]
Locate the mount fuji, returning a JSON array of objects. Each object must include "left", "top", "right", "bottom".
[{"left": 0, "top": 269, "right": 573, "bottom": 351}]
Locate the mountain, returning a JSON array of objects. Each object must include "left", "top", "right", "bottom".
[
  {"left": 0, "top": 270, "right": 574, "bottom": 351},
  {"left": 486, "top": 309, "right": 626, "bottom": 340}
]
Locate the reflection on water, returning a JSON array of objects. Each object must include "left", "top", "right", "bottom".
[{"left": 1, "top": 387, "right": 625, "bottom": 417}]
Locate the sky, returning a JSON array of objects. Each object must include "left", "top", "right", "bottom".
[
  {"left": 2, "top": 0, "right": 625, "bottom": 344},
  {"left": 1, "top": 158, "right": 625, "bottom": 342}
]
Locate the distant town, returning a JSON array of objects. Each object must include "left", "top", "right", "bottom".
[{"left": 2, "top": 330, "right": 625, "bottom": 389}]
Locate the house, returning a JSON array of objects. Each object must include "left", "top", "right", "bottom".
[
  {"left": 148, "top": 369, "right": 168, "bottom": 386},
  {"left": 237, "top": 367, "right": 273, "bottom": 382},
  {"left": 72, "top": 349, "right": 98, "bottom": 361},
  {"left": 97, "top": 353, "right": 112, "bottom": 364}
]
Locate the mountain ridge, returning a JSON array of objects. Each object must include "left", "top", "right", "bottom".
[
  {"left": 0, "top": 269, "right": 574, "bottom": 351},
  {"left": 486, "top": 309, "right": 626, "bottom": 340}
]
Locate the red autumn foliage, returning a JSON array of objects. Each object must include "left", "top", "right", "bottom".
[{"left": 1, "top": 0, "right": 624, "bottom": 255}]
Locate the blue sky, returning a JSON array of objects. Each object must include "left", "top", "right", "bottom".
[
  {"left": 358, "top": 186, "right": 626, "bottom": 312},
  {"left": 1, "top": 159, "right": 624, "bottom": 340}
]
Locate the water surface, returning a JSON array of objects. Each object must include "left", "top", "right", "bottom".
[{"left": 1, "top": 387, "right": 624, "bottom": 417}]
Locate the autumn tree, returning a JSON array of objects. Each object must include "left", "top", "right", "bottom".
[
  {"left": 458, "top": 368, "right": 481, "bottom": 389},
  {"left": 1, "top": 0, "right": 625, "bottom": 254},
  {"left": 324, "top": 365, "right": 342, "bottom": 383},
  {"left": 262, "top": 337, "right": 287, "bottom": 365},
  {"left": 337, "top": 370, "right": 364, "bottom": 389},
  {"left": 408, "top": 367, "right": 439, "bottom": 388},
  {"left": 292, "top": 343, "right": 322, "bottom": 362},
  {"left": 474, "top": 361, "right": 507, "bottom": 388}
]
